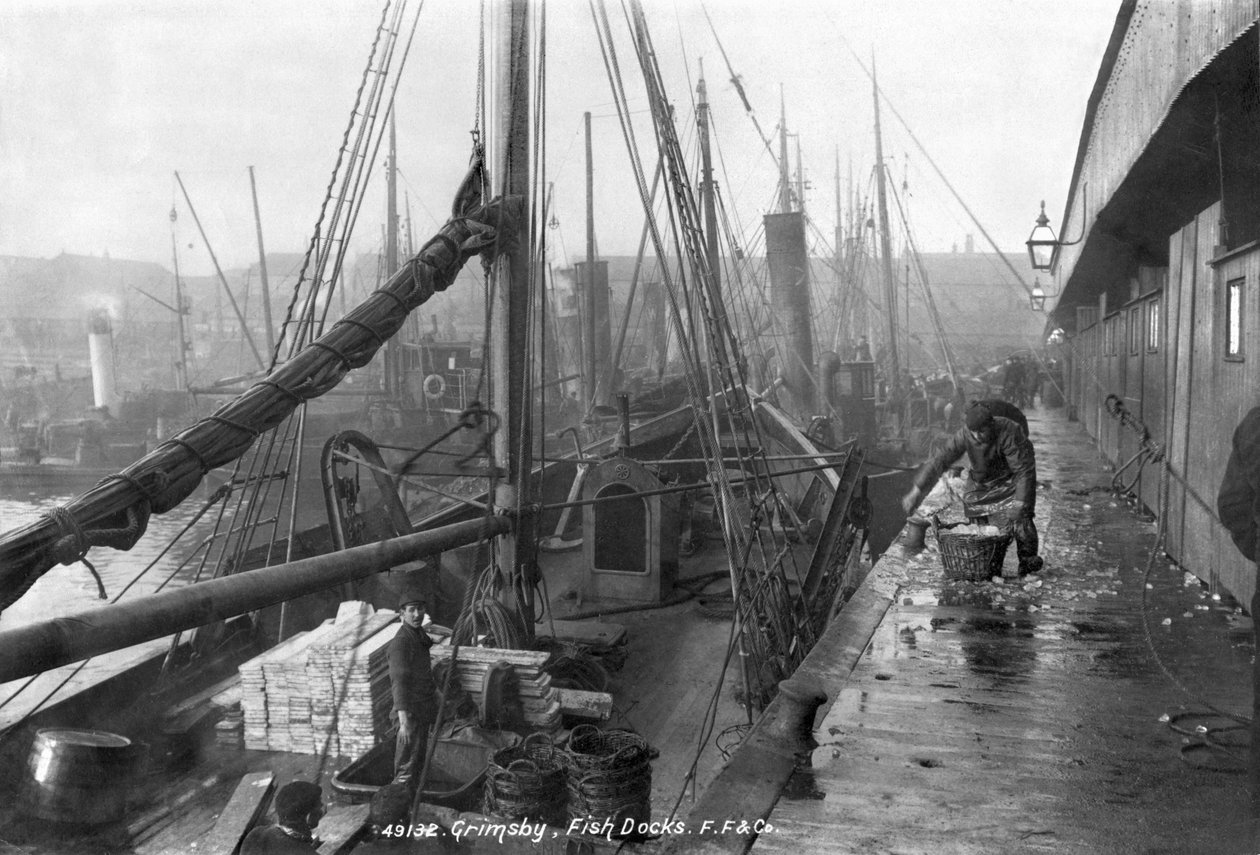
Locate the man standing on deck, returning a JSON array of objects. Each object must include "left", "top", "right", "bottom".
[
  {"left": 1217, "top": 404, "right": 1260, "bottom": 844},
  {"left": 901, "top": 399, "right": 1043, "bottom": 576},
  {"left": 390, "top": 578, "right": 439, "bottom": 787}
]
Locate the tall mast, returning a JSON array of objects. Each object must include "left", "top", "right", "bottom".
[
  {"left": 777, "top": 86, "right": 792, "bottom": 213},
  {"left": 248, "top": 166, "right": 277, "bottom": 360},
  {"left": 698, "top": 61, "right": 721, "bottom": 299},
  {"left": 175, "top": 171, "right": 266, "bottom": 372},
  {"left": 872, "top": 58, "right": 901, "bottom": 396},
  {"left": 584, "top": 110, "right": 597, "bottom": 409},
  {"left": 169, "top": 220, "right": 191, "bottom": 393},
  {"left": 832, "top": 148, "right": 846, "bottom": 355},
  {"left": 834, "top": 148, "right": 843, "bottom": 269},
  {"left": 794, "top": 132, "right": 805, "bottom": 215},
  {"left": 491, "top": 0, "right": 534, "bottom": 621},
  {"left": 384, "top": 113, "right": 401, "bottom": 399}
]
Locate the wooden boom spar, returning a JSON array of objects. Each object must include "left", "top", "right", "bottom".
[{"left": 0, "top": 517, "right": 509, "bottom": 683}]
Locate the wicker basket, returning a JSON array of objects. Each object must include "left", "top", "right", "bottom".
[
  {"left": 934, "top": 519, "right": 1012, "bottom": 581},
  {"left": 484, "top": 733, "right": 568, "bottom": 826},
  {"left": 564, "top": 726, "right": 652, "bottom": 833}
]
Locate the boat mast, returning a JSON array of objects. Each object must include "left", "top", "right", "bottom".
[
  {"left": 794, "top": 133, "right": 806, "bottom": 215},
  {"left": 872, "top": 59, "right": 902, "bottom": 398},
  {"left": 490, "top": 0, "right": 535, "bottom": 624},
  {"left": 169, "top": 220, "right": 191, "bottom": 394},
  {"left": 777, "top": 88, "right": 792, "bottom": 214},
  {"left": 384, "top": 113, "right": 401, "bottom": 400},
  {"left": 698, "top": 61, "right": 721, "bottom": 299},
  {"left": 834, "top": 148, "right": 843, "bottom": 270},
  {"left": 583, "top": 111, "right": 597, "bottom": 409},
  {"left": 175, "top": 171, "right": 267, "bottom": 373},
  {"left": 248, "top": 166, "right": 277, "bottom": 360}
]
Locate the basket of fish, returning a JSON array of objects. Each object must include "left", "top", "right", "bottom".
[{"left": 932, "top": 517, "right": 1011, "bottom": 581}]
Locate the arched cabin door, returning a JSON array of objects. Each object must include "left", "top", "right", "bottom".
[{"left": 581, "top": 457, "right": 678, "bottom": 603}]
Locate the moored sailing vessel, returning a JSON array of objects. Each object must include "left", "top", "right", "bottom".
[{"left": 0, "top": 3, "right": 907, "bottom": 852}]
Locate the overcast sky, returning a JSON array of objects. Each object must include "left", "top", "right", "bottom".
[{"left": 0, "top": 0, "right": 1119, "bottom": 279}]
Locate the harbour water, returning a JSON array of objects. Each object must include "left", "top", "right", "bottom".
[{"left": 0, "top": 490, "right": 219, "bottom": 728}]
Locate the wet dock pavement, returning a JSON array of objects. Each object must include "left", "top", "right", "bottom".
[{"left": 757, "top": 406, "right": 1254, "bottom": 855}]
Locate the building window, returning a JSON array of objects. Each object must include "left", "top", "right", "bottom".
[
  {"left": 1147, "top": 298, "right": 1160, "bottom": 353},
  {"left": 1128, "top": 306, "right": 1141, "bottom": 355},
  {"left": 1226, "top": 277, "right": 1244, "bottom": 361}
]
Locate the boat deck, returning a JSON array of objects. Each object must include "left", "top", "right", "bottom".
[
  {"left": 0, "top": 513, "right": 768, "bottom": 853},
  {"left": 538, "top": 538, "right": 785, "bottom": 826},
  {"left": 748, "top": 405, "right": 1254, "bottom": 854}
]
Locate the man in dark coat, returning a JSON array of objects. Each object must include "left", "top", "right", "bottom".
[
  {"left": 977, "top": 399, "right": 1028, "bottom": 437},
  {"left": 1217, "top": 404, "right": 1260, "bottom": 843},
  {"left": 390, "top": 579, "right": 439, "bottom": 786},
  {"left": 902, "top": 400, "right": 1043, "bottom": 575},
  {"left": 240, "top": 781, "right": 325, "bottom": 853}
]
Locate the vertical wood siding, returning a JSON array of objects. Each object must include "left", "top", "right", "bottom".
[{"left": 1055, "top": 1, "right": 1256, "bottom": 285}]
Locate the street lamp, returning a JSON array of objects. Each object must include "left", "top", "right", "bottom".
[
  {"left": 1026, "top": 188, "right": 1088, "bottom": 272},
  {"left": 1030, "top": 280, "right": 1046, "bottom": 312},
  {"left": 1026, "top": 201, "right": 1057, "bottom": 271}
]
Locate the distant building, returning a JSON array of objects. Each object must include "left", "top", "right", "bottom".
[
  {"left": 0, "top": 253, "right": 177, "bottom": 384},
  {"left": 904, "top": 245, "right": 1046, "bottom": 371}
]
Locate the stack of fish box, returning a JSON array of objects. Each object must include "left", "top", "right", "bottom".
[
  {"left": 431, "top": 645, "right": 562, "bottom": 731},
  {"left": 308, "top": 619, "right": 400, "bottom": 757},
  {"left": 240, "top": 620, "right": 333, "bottom": 751},
  {"left": 239, "top": 609, "right": 398, "bottom": 754}
]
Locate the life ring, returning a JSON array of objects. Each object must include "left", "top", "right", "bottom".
[{"left": 423, "top": 374, "right": 446, "bottom": 400}]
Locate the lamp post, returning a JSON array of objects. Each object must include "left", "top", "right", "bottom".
[
  {"left": 1030, "top": 280, "right": 1046, "bottom": 312},
  {"left": 1026, "top": 200, "right": 1058, "bottom": 271}
]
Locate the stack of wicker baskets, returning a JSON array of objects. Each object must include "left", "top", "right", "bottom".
[
  {"left": 483, "top": 733, "right": 568, "bottom": 826},
  {"left": 564, "top": 725, "right": 652, "bottom": 834}
]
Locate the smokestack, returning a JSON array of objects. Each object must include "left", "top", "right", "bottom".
[
  {"left": 965, "top": 234, "right": 975, "bottom": 254},
  {"left": 88, "top": 309, "right": 120, "bottom": 415}
]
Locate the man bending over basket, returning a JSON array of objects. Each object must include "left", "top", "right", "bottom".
[{"left": 901, "top": 400, "right": 1043, "bottom": 576}]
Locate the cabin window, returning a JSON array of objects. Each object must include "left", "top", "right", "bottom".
[
  {"left": 1146, "top": 298, "right": 1160, "bottom": 352},
  {"left": 1128, "top": 307, "right": 1141, "bottom": 355},
  {"left": 1103, "top": 317, "right": 1115, "bottom": 357},
  {"left": 1226, "top": 277, "right": 1245, "bottom": 361}
]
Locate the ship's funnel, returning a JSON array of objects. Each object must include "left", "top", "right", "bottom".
[
  {"left": 764, "top": 211, "right": 816, "bottom": 416},
  {"left": 88, "top": 309, "right": 121, "bottom": 415}
]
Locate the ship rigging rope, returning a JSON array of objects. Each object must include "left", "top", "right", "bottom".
[
  {"left": 626, "top": 1, "right": 826, "bottom": 733},
  {"left": 274, "top": 0, "right": 400, "bottom": 365},
  {"left": 188, "top": 0, "right": 427, "bottom": 624}
]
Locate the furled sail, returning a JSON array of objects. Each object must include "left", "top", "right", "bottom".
[{"left": 0, "top": 194, "right": 521, "bottom": 613}]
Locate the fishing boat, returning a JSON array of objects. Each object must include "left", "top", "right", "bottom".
[{"left": 0, "top": 3, "right": 909, "bottom": 852}]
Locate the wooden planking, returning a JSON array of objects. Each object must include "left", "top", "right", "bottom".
[
  {"left": 1209, "top": 245, "right": 1260, "bottom": 604},
  {"left": 555, "top": 688, "right": 613, "bottom": 720},
  {"left": 1181, "top": 207, "right": 1222, "bottom": 590},
  {"left": 201, "top": 772, "right": 275, "bottom": 855},
  {"left": 315, "top": 803, "right": 370, "bottom": 855},
  {"left": 744, "top": 410, "right": 1254, "bottom": 855}
]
